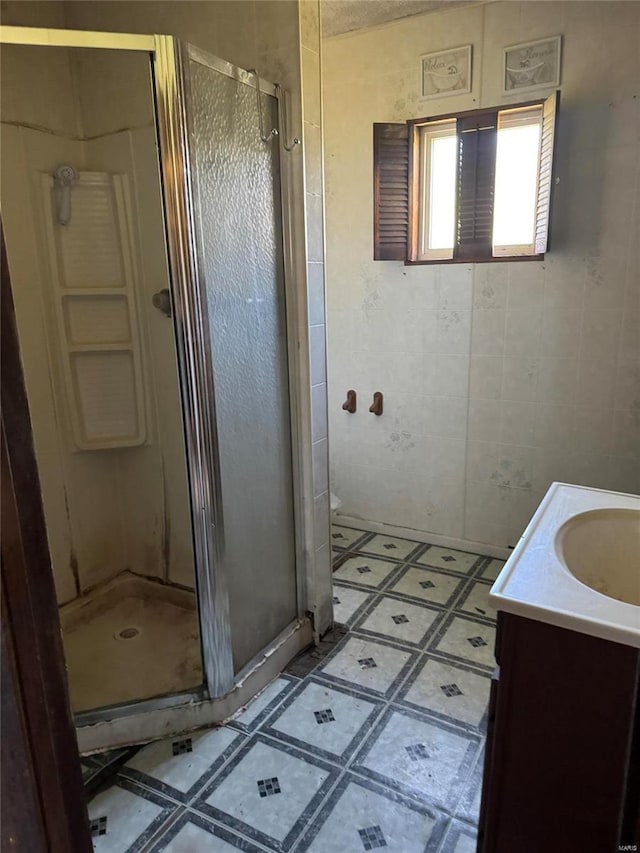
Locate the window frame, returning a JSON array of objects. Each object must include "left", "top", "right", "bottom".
[
  {"left": 406, "top": 96, "right": 555, "bottom": 265},
  {"left": 415, "top": 118, "right": 458, "bottom": 262}
]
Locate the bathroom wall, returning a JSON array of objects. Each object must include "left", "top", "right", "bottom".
[
  {"left": 1, "top": 21, "right": 92, "bottom": 604},
  {"left": 2, "top": 0, "right": 333, "bottom": 632},
  {"left": 324, "top": 1, "right": 640, "bottom": 549},
  {"left": 77, "top": 50, "right": 197, "bottom": 589}
]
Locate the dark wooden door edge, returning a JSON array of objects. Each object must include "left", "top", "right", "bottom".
[{"left": 1, "top": 224, "right": 92, "bottom": 852}]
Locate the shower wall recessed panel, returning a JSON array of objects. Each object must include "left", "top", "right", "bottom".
[{"left": 189, "top": 58, "right": 297, "bottom": 672}]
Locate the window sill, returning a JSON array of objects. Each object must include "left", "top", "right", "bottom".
[{"left": 404, "top": 253, "right": 545, "bottom": 265}]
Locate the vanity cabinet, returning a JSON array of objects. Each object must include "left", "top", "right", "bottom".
[{"left": 477, "top": 612, "right": 640, "bottom": 853}]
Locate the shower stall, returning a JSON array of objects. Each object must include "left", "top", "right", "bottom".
[{"left": 0, "top": 25, "right": 311, "bottom": 753}]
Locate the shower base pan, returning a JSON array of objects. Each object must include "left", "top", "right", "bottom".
[{"left": 60, "top": 572, "right": 203, "bottom": 714}]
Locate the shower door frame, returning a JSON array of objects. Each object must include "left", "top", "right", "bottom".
[{"left": 0, "top": 25, "right": 310, "bottom": 746}]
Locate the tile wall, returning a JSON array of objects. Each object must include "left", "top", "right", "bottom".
[
  {"left": 323, "top": 1, "right": 640, "bottom": 549},
  {"left": 300, "top": 1, "right": 333, "bottom": 633}
]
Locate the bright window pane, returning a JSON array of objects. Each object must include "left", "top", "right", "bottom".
[
  {"left": 428, "top": 134, "right": 457, "bottom": 250},
  {"left": 493, "top": 114, "right": 542, "bottom": 249}
]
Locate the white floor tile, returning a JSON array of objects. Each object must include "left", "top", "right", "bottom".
[
  {"left": 319, "top": 636, "right": 414, "bottom": 697},
  {"left": 331, "top": 526, "right": 367, "bottom": 548},
  {"left": 431, "top": 616, "right": 496, "bottom": 670},
  {"left": 458, "top": 757, "right": 484, "bottom": 824},
  {"left": 232, "top": 677, "right": 293, "bottom": 729},
  {"left": 355, "top": 596, "right": 440, "bottom": 647},
  {"left": 332, "top": 585, "right": 372, "bottom": 625},
  {"left": 355, "top": 710, "right": 478, "bottom": 808},
  {"left": 203, "top": 739, "right": 331, "bottom": 845},
  {"left": 333, "top": 556, "right": 400, "bottom": 589},
  {"left": 416, "top": 547, "right": 482, "bottom": 574},
  {"left": 88, "top": 784, "right": 169, "bottom": 852},
  {"left": 123, "top": 727, "right": 242, "bottom": 796},
  {"left": 456, "top": 581, "right": 494, "bottom": 621},
  {"left": 303, "top": 778, "right": 442, "bottom": 853},
  {"left": 153, "top": 817, "right": 252, "bottom": 852},
  {"left": 400, "top": 657, "right": 490, "bottom": 729},
  {"left": 441, "top": 820, "right": 478, "bottom": 853},
  {"left": 267, "top": 680, "right": 381, "bottom": 760},
  {"left": 389, "top": 567, "right": 465, "bottom": 607},
  {"left": 479, "top": 558, "right": 505, "bottom": 582},
  {"left": 357, "top": 534, "right": 422, "bottom": 560}
]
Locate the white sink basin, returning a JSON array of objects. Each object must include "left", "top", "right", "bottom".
[
  {"left": 556, "top": 508, "right": 640, "bottom": 606},
  {"left": 490, "top": 483, "right": 640, "bottom": 648}
]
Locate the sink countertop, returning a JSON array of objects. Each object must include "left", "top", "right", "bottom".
[{"left": 489, "top": 483, "right": 640, "bottom": 648}]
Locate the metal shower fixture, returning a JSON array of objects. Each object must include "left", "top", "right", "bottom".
[{"left": 53, "top": 164, "right": 79, "bottom": 226}]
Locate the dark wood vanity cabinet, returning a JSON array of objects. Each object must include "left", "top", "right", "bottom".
[{"left": 477, "top": 612, "right": 640, "bottom": 853}]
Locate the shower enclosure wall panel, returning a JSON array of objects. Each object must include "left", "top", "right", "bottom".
[{"left": 186, "top": 51, "right": 298, "bottom": 674}]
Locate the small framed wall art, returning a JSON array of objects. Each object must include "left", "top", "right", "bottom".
[
  {"left": 503, "top": 35, "right": 562, "bottom": 95},
  {"left": 419, "top": 45, "right": 472, "bottom": 99}
]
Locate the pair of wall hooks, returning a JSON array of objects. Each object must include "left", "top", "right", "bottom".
[{"left": 342, "top": 390, "right": 383, "bottom": 416}]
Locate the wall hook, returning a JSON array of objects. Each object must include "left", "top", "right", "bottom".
[
  {"left": 369, "top": 391, "right": 383, "bottom": 416},
  {"left": 342, "top": 390, "right": 356, "bottom": 413}
]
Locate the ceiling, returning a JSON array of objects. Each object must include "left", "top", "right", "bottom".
[{"left": 321, "top": 0, "right": 475, "bottom": 38}]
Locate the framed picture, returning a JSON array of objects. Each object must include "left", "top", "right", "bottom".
[
  {"left": 419, "top": 45, "right": 472, "bottom": 99},
  {"left": 503, "top": 35, "right": 562, "bottom": 95}
]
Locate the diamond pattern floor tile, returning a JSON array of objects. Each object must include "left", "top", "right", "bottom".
[
  {"left": 455, "top": 581, "right": 495, "bottom": 622},
  {"left": 333, "top": 584, "right": 374, "bottom": 626},
  {"left": 354, "top": 595, "right": 441, "bottom": 648},
  {"left": 429, "top": 615, "right": 496, "bottom": 670},
  {"left": 265, "top": 678, "right": 383, "bottom": 762},
  {"left": 88, "top": 781, "right": 175, "bottom": 853},
  {"left": 334, "top": 556, "right": 401, "bottom": 589},
  {"left": 356, "top": 534, "right": 422, "bottom": 561},
  {"left": 299, "top": 776, "right": 447, "bottom": 853},
  {"left": 353, "top": 708, "right": 480, "bottom": 809},
  {"left": 398, "top": 656, "right": 490, "bottom": 730},
  {"left": 121, "top": 726, "right": 244, "bottom": 801},
  {"left": 195, "top": 736, "right": 337, "bottom": 850},
  {"left": 388, "top": 566, "right": 465, "bottom": 607},
  {"left": 318, "top": 635, "right": 416, "bottom": 697},
  {"left": 416, "top": 547, "right": 483, "bottom": 574},
  {"left": 331, "top": 526, "right": 368, "bottom": 548}
]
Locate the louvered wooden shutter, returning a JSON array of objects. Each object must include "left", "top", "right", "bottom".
[
  {"left": 454, "top": 112, "right": 497, "bottom": 261},
  {"left": 534, "top": 91, "right": 559, "bottom": 255},
  {"left": 373, "top": 123, "right": 409, "bottom": 260}
]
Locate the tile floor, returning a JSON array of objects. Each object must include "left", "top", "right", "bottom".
[{"left": 85, "top": 527, "right": 503, "bottom": 852}]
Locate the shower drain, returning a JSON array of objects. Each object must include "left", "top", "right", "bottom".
[{"left": 116, "top": 626, "right": 141, "bottom": 640}]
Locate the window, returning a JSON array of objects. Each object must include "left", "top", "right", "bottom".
[{"left": 373, "top": 92, "right": 558, "bottom": 263}]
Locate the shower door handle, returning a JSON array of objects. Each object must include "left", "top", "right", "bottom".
[{"left": 152, "top": 288, "right": 172, "bottom": 318}]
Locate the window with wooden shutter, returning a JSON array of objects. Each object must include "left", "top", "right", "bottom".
[
  {"left": 373, "top": 123, "right": 409, "bottom": 261},
  {"left": 455, "top": 111, "right": 497, "bottom": 261},
  {"left": 534, "top": 91, "right": 559, "bottom": 255},
  {"left": 375, "top": 93, "right": 559, "bottom": 264}
]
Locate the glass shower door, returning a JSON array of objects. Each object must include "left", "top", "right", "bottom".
[{"left": 185, "top": 47, "right": 298, "bottom": 674}]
